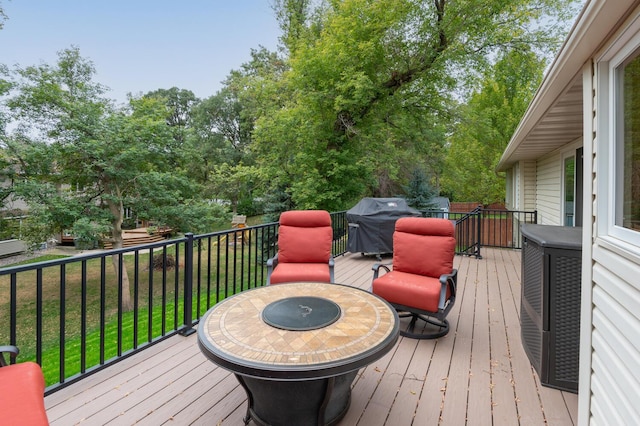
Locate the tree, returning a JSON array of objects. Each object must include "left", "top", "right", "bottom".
[
  {"left": 0, "top": 2, "right": 6, "bottom": 30},
  {"left": 207, "top": 163, "right": 260, "bottom": 214},
  {"left": 191, "top": 87, "right": 251, "bottom": 166},
  {"left": 189, "top": 47, "right": 288, "bottom": 205},
  {"left": 404, "top": 168, "right": 438, "bottom": 210},
  {"left": 272, "top": 0, "right": 314, "bottom": 55},
  {"left": 253, "top": 0, "right": 577, "bottom": 211},
  {"left": 143, "top": 87, "right": 198, "bottom": 154},
  {"left": 3, "top": 48, "right": 222, "bottom": 309},
  {"left": 442, "top": 47, "right": 546, "bottom": 204}
]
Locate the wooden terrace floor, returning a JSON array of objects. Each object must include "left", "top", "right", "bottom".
[{"left": 44, "top": 248, "right": 578, "bottom": 425}]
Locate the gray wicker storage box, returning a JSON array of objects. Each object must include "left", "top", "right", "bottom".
[{"left": 520, "top": 224, "right": 582, "bottom": 393}]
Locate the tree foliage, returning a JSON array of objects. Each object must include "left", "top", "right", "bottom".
[
  {"left": 255, "top": 0, "right": 576, "bottom": 212},
  {"left": 3, "top": 48, "right": 222, "bottom": 241},
  {"left": 0, "top": 2, "right": 6, "bottom": 30},
  {"left": 442, "top": 47, "right": 546, "bottom": 204},
  {"left": 143, "top": 87, "right": 199, "bottom": 157},
  {"left": 404, "top": 168, "right": 438, "bottom": 210}
]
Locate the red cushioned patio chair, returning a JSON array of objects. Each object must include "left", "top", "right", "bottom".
[
  {"left": 0, "top": 345, "right": 49, "bottom": 425},
  {"left": 266, "top": 210, "right": 335, "bottom": 285},
  {"left": 371, "top": 217, "right": 457, "bottom": 339}
]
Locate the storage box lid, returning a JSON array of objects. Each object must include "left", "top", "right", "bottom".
[{"left": 521, "top": 224, "right": 582, "bottom": 249}]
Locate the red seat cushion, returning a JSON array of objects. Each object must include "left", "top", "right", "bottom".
[
  {"left": 269, "top": 263, "right": 331, "bottom": 285},
  {"left": 373, "top": 270, "right": 447, "bottom": 313},
  {"left": 0, "top": 362, "right": 49, "bottom": 425}
]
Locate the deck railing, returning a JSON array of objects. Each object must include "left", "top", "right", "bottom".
[
  {"left": 420, "top": 208, "right": 537, "bottom": 258},
  {"left": 0, "top": 212, "right": 349, "bottom": 394},
  {"left": 0, "top": 208, "right": 530, "bottom": 394}
]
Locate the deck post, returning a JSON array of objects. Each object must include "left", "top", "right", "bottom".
[{"left": 179, "top": 232, "right": 196, "bottom": 336}]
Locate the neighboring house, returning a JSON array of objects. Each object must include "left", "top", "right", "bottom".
[
  {"left": 498, "top": 0, "right": 640, "bottom": 424},
  {"left": 1, "top": 177, "right": 30, "bottom": 213},
  {"left": 0, "top": 177, "right": 29, "bottom": 255}
]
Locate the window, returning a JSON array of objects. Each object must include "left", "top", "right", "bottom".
[
  {"left": 599, "top": 32, "right": 640, "bottom": 247},
  {"left": 618, "top": 52, "right": 640, "bottom": 232}
]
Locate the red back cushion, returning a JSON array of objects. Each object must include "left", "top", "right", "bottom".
[
  {"left": 392, "top": 217, "right": 455, "bottom": 278},
  {"left": 277, "top": 210, "right": 333, "bottom": 263}
]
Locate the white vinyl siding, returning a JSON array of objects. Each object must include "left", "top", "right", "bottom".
[
  {"left": 589, "top": 244, "right": 640, "bottom": 424},
  {"left": 522, "top": 160, "right": 537, "bottom": 212},
  {"left": 536, "top": 154, "right": 563, "bottom": 225},
  {"left": 506, "top": 160, "right": 536, "bottom": 212}
]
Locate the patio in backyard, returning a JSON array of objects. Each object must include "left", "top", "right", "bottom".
[{"left": 43, "top": 248, "right": 578, "bottom": 425}]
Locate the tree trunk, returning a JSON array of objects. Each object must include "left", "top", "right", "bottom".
[{"left": 107, "top": 189, "right": 133, "bottom": 311}]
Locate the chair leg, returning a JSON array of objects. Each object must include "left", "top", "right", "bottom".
[{"left": 399, "top": 313, "right": 449, "bottom": 340}]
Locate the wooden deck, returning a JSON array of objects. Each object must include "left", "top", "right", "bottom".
[
  {"left": 102, "top": 228, "right": 169, "bottom": 249},
  {"left": 44, "top": 248, "right": 578, "bottom": 425}
]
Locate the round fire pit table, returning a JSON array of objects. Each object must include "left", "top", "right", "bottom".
[{"left": 197, "top": 282, "right": 399, "bottom": 426}]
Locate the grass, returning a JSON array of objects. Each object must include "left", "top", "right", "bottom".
[{"left": 0, "top": 237, "right": 270, "bottom": 387}]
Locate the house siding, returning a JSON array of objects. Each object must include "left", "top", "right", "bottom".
[
  {"left": 589, "top": 245, "right": 640, "bottom": 424},
  {"left": 522, "top": 160, "right": 537, "bottom": 212},
  {"left": 536, "top": 154, "right": 562, "bottom": 225},
  {"left": 507, "top": 160, "right": 536, "bottom": 212}
]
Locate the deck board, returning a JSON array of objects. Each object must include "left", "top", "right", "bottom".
[
  {"left": 487, "top": 249, "right": 521, "bottom": 424},
  {"left": 44, "top": 248, "right": 578, "bottom": 425},
  {"left": 467, "top": 254, "right": 493, "bottom": 425}
]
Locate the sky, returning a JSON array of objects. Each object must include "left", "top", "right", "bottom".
[{"left": 0, "top": 1, "right": 281, "bottom": 104}]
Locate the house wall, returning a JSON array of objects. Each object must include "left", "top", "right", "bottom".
[
  {"left": 522, "top": 160, "right": 537, "bottom": 212},
  {"left": 580, "top": 6, "right": 640, "bottom": 424},
  {"left": 535, "top": 153, "right": 562, "bottom": 225},
  {"left": 530, "top": 138, "right": 582, "bottom": 226},
  {"left": 505, "top": 160, "right": 536, "bottom": 212},
  {"left": 0, "top": 178, "right": 29, "bottom": 212}
]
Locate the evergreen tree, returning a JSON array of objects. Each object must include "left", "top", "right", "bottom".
[{"left": 403, "top": 168, "right": 438, "bottom": 210}]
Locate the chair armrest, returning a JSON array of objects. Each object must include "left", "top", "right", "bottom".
[
  {"left": 266, "top": 253, "right": 279, "bottom": 285},
  {"left": 329, "top": 257, "right": 335, "bottom": 283},
  {"left": 372, "top": 263, "right": 392, "bottom": 280},
  {"left": 371, "top": 263, "right": 392, "bottom": 292},
  {"left": 266, "top": 252, "right": 279, "bottom": 268},
  {"left": 438, "top": 268, "right": 458, "bottom": 309},
  {"left": 0, "top": 345, "right": 19, "bottom": 367}
]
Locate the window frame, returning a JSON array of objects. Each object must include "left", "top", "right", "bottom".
[{"left": 599, "top": 29, "right": 640, "bottom": 247}]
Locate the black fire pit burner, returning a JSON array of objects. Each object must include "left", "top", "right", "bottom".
[{"left": 262, "top": 296, "right": 341, "bottom": 331}]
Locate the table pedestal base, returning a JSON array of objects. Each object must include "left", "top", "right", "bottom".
[{"left": 237, "top": 370, "right": 358, "bottom": 426}]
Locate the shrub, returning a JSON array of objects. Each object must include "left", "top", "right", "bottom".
[{"left": 151, "top": 253, "right": 176, "bottom": 270}]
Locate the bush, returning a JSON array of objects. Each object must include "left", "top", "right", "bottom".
[
  {"left": 151, "top": 253, "right": 176, "bottom": 270},
  {"left": 72, "top": 218, "right": 110, "bottom": 250},
  {"left": 121, "top": 217, "right": 137, "bottom": 230},
  {"left": 237, "top": 197, "right": 265, "bottom": 217}
]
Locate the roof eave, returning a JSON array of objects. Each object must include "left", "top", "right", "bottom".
[{"left": 497, "top": 0, "right": 638, "bottom": 172}]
